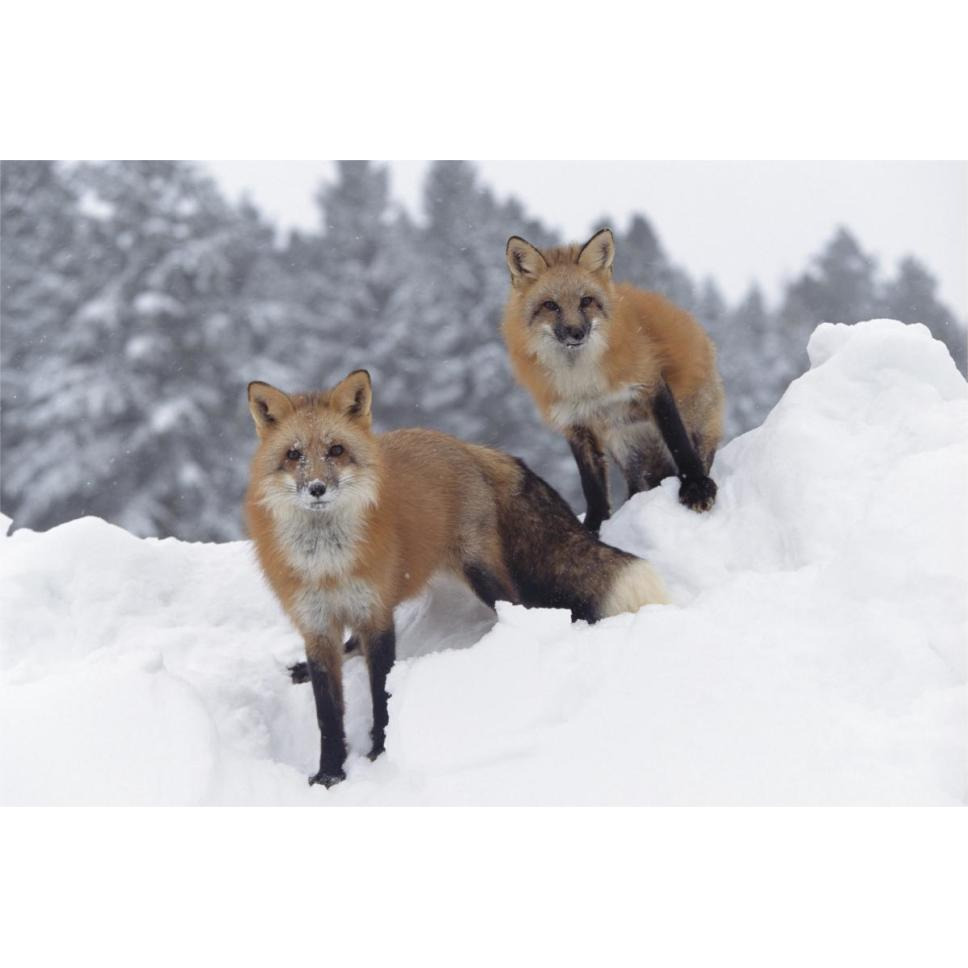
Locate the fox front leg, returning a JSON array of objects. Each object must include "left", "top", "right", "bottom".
[
  {"left": 362, "top": 623, "right": 396, "bottom": 762},
  {"left": 567, "top": 425, "right": 610, "bottom": 532},
  {"left": 651, "top": 381, "right": 717, "bottom": 512},
  {"left": 304, "top": 633, "right": 347, "bottom": 788}
]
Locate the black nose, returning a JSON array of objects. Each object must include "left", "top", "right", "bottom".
[
  {"left": 308, "top": 482, "right": 326, "bottom": 498},
  {"left": 556, "top": 323, "right": 589, "bottom": 345}
]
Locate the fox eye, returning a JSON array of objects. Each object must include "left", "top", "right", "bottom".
[
  {"left": 542, "top": 300, "right": 560, "bottom": 312},
  {"left": 286, "top": 448, "right": 302, "bottom": 461},
  {"left": 580, "top": 296, "right": 595, "bottom": 309},
  {"left": 328, "top": 444, "right": 344, "bottom": 457}
]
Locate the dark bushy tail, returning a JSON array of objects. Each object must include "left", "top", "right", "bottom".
[{"left": 497, "top": 459, "right": 667, "bottom": 622}]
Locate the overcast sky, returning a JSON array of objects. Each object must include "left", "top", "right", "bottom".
[{"left": 206, "top": 161, "right": 967, "bottom": 318}]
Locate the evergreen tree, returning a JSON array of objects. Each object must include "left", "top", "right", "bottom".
[
  {"left": 613, "top": 214, "right": 696, "bottom": 310},
  {"left": 722, "top": 284, "right": 784, "bottom": 436},
  {"left": 697, "top": 277, "right": 728, "bottom": 348},
  {"left": 4, "top": 161, "right": 964, "bottom": 540},
  {"left": 0, "top": 161, "right": 108, "bottom": 526},
  {"left": 777, "top": 226, "right": 881, "bottom": 383},
  {"left": 2, "top": 161, "right": 279, "bottom": 539},
  {"left": 406, "top": 161, "right": 575, "bottom": 495},
  {"left": 274, "top": 161, "right": 425, "bottom": 424}
]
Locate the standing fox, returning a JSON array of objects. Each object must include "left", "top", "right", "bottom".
[
  {"left": 502, "top": 228, "right": 725, "bottom": 531},
  {"left": 245, "top": 370, "right": 667, "bottom": 788}
]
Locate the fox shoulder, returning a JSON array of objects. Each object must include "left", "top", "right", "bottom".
[{"left": 612, "top": 284, "right": 718, "bottom": 397}]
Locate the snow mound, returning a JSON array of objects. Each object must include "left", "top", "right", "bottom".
[{"left": 2, "top": 320, "right": 966, "bottom": 804}]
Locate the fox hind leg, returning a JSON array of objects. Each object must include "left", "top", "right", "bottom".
[
  {"left": 463, "top": 561, "right": 517, "bottom": 611},
  {"left": 622, "top": 425, "right": 676, "bottom": 498}
]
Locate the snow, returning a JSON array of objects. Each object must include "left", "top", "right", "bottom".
[
  {"left": 132, "top": 291, "right": 184, "bottom": 318},
  {"left": 1, "top": 319, "right": 965, "bottom": 805}
]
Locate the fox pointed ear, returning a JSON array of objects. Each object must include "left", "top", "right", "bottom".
[
  {"left": 577, "top": 228, "right": 615, "bottom": 275},
  {"left": 331, "top": 370, "right": 373, "bottom": 428},
  {"left": 506, "top": 236, "right": 547, "bottom": 288},
  {"left": 247, "top": 381, "right": 294, "bottom": 438}
]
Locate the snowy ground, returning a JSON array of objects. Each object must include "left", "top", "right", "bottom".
[{"left": 1, "top": 319, "right": 966, "bottom": 805}]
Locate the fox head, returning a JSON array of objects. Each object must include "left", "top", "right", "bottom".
[
  {"left": 504, "top": 228, "right": 616, "bottom": 358},
  {"left": 247, "top": 370, "right": 380, "bottom": 520}
]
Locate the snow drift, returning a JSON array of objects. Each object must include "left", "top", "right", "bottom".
[{"left": 2, "top": 320, "right": 966, "bottom": 805}]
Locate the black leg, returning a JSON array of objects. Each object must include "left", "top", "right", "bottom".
[
  {"left": 463, "top": 562, "right": 517, "bottom": 610},
  {"left": 307, "top": 655, "right": 347, "bottom": 787},
  {"left": 365, "top": 625, "right": 396, "bottom": 762},
  {"left": 567, "top": 425, "right": 610, "bottom": 531},
  {"left": 651, "top": 381, "right": 717, "bottom": 512}
]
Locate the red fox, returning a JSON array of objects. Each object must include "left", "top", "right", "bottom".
[
  {"left": 502, "top": 228, "right": 725, "bottom": 530},
  {"left": 245, "top": 370, "right": 667, "bottom": 788}
]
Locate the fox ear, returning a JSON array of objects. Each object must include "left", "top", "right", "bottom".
[
  {"left": 331, "top": 370, "right": 372, "bottom": 428},
  {"left": 577, "top": 228, "right": 615, "bottom": 274},
  {"left": 248, "top": 381, "right": 294, "bottom": 438},
  {"left": 506, "top": 236, "right": 547, "bottom": 287}
]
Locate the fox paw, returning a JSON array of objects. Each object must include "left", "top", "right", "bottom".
[
  {"left": 308, "top": 769, "right": 346, "bottom": 788},
  {"left": 679, "top": 476, "right": 717, "bottom": 512},
  {"left": 367, "top": 739, "right": 386, "bottom": 762},
  {"left": 288, "top": 661, "right": 309, "bottom": 684}
]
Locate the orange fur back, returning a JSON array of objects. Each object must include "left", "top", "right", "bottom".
[
  {"left": 246, "top": 426, "right": 513, "bottom": 633},
  {"left": 502, "top": 277, "right": 721, "bottom": 430}
]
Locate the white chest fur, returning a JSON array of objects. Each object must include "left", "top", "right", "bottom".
[
  {"left": 536, "top": 327, "right": 643, "bottom": 432},
  {"left": 549, "top": 382, "right": 641, "bottom": 432},
  {"left": 292, "top": 579, "right": 377, "bottom": 635},
  {"left": 273, "top": 510, "right": 360, "bottom": 582}
]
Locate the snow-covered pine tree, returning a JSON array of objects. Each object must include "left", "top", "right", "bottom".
[
  {"left": 722, "top": 284, "right": 784, "bottom": 437},
  {"left": 697, "top": 277, "right": 728, "bottom": 347},
  {"left": 408, "top": 160, "right": 520, "bottom": 440},
  {"left": 776, "top": 226, "right": 882, "bottom": 387},
  {"left": 1, "top": 161, "right": 112, "bottom": 529},
  {"left": 6, "top": 161, "right": 962, "bottom": 540},
  {"left": 401, "top": 161, "right": 579, "bottom": 501},
  {"left": 612, "top": 214, "right": 697, "bottom": 312},
  {"left": 285, "top": 160, "right": 415, "bottom": 400},
  {"left": 3, "top": 161, "right": 281, "bottom": 539}
]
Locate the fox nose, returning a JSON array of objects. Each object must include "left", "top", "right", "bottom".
[
  {"left": 557, "top": 322, "right": 589, "bottom": 345},
  {"left": 308, "top": 481, "right": 327, "bottom": 498}
]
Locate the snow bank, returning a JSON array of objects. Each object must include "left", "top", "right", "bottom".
[{"left": 2, "top": 320, "right": 966, "bottom": 804}]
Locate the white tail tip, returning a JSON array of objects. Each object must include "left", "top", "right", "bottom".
[{"left": 602, "top": 558, "right": 669, "bottom": 616}]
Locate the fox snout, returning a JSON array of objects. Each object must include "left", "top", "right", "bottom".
[
  {"left": 554, "top": 320, "right": 590, "bottom": 347},
  {"left": 299, "top": 477, "right": 336, "bottom": 511},
  {"left": 297, "top": 476, "right": 334, "bottom": 510}
]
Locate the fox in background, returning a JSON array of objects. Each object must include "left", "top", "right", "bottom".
[
  {"left": 502, "top": 228, "right": 725, "bottom": 531},
  {"left": 245, "top": 370, "right": 667, "bottom": 788}
]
